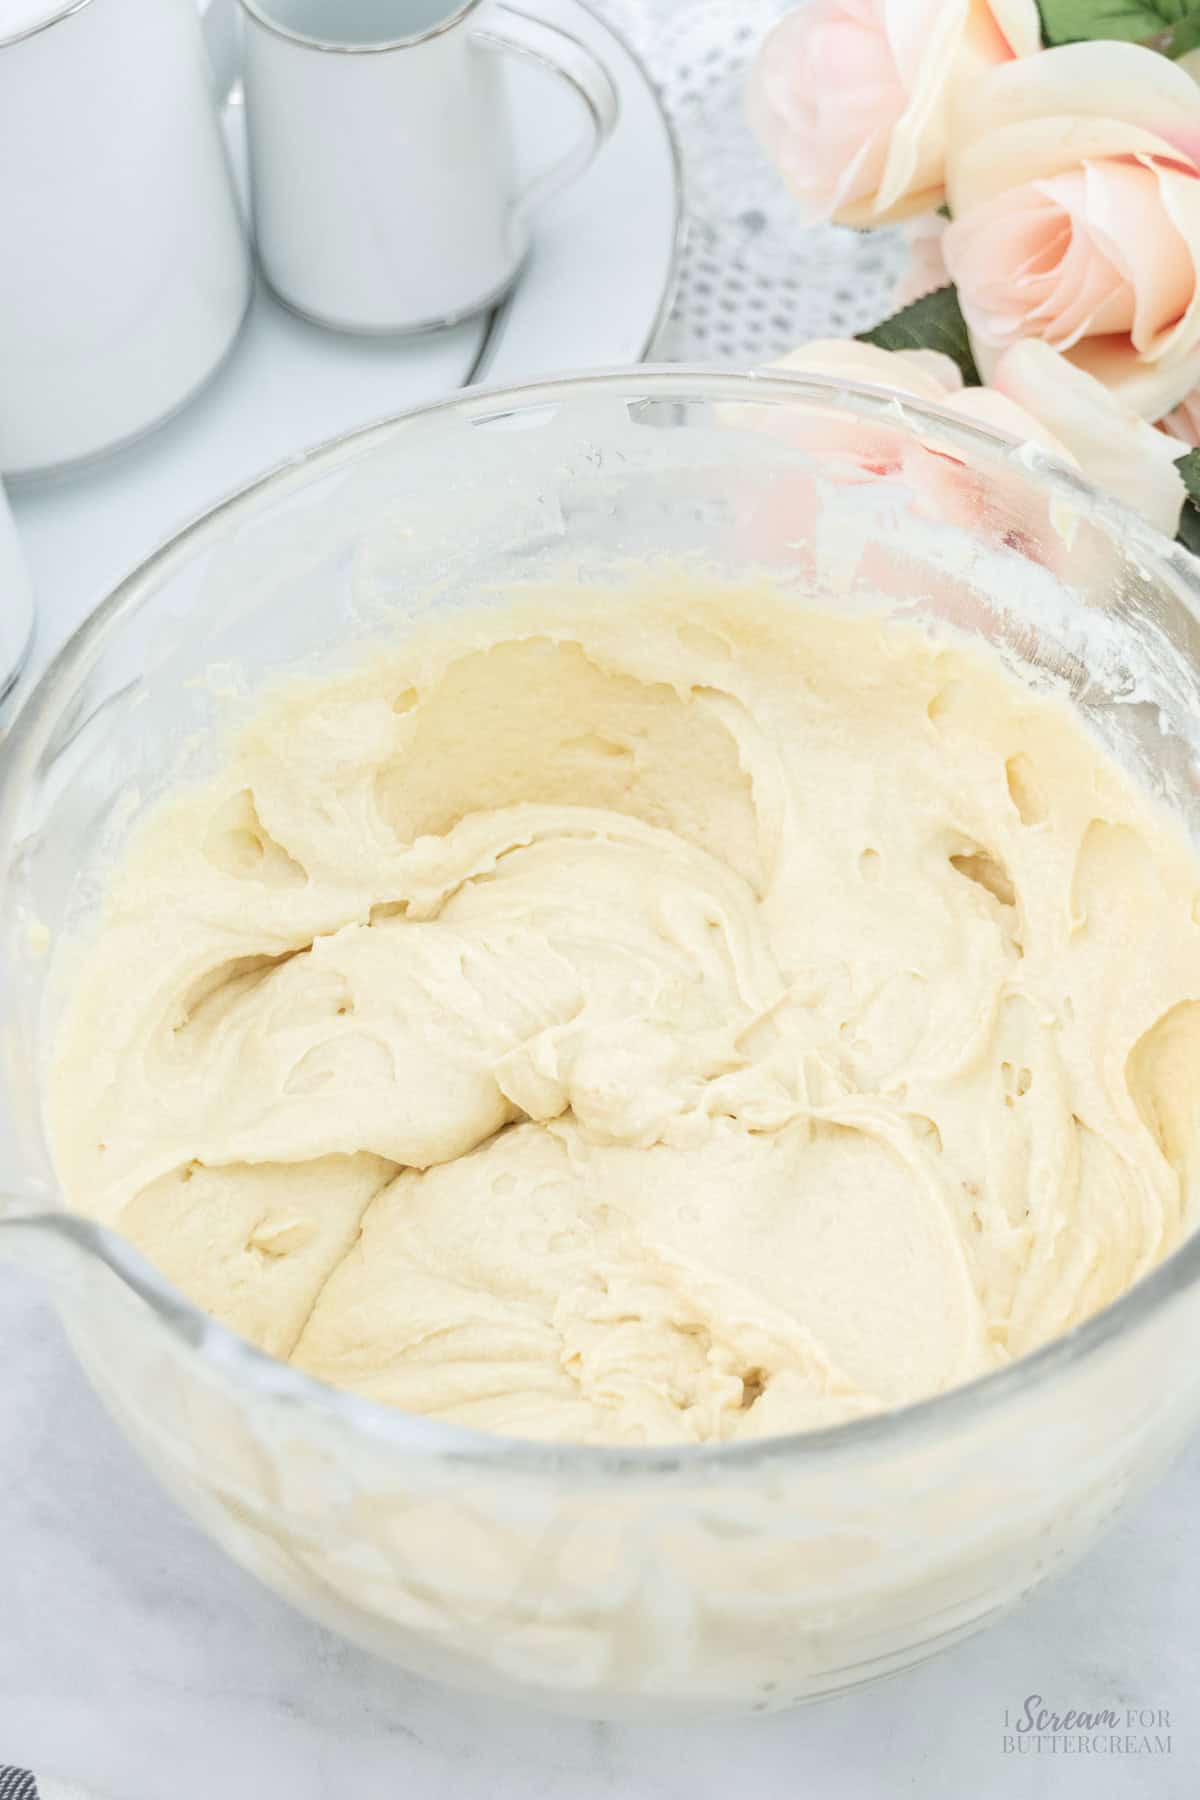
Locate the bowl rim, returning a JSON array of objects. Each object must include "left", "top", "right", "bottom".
[{"left": 9, "top": 361, "right": 1200, "bottom": 1483}]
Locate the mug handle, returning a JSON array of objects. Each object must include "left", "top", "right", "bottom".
[{"left": 473, "top": 5, "right": 619, "bottom": 222}]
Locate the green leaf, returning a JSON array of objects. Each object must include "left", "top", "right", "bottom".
[
  {"left": 1174, "top": 451, "right": 1200, "bottom": 553},
  {"left": 857, "top": 287, "right": 981, "bottom": 386},
  {"left": 1036, "top": 0, "right": 1200, "bottom": 54},
  {"left": 1176, "top": 500, "right": 1200, "bottom": 555},
  {"left": 1175, "top": 447, "right": 1200, "bottom": 502}
]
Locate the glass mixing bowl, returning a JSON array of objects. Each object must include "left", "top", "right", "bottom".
[{"left": 4, "top": 368, "right": 1200, "bottom": 1719}]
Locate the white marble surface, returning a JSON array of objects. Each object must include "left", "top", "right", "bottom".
[{"left": 2, "top": 1269, "right": 1199, "bottom": 1797}]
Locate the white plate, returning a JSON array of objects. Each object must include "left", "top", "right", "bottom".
[{"left": 5, "top": 0, "right": 680, "bottom": 685}]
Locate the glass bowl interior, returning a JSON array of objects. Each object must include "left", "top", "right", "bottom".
[{"left": 5, "top": 363, "right": 1200, "bottom": 1490}]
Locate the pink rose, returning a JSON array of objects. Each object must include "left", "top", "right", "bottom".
[
  {"left": 987, "top": 341, "right": 1186, "bottom": 536},
  {"left": 768, "top": 338, "right": 1185, "bottom": 536},
  {"left": 893, "top": 213, "right": 950, "bottom": 310},
  {"left": 944, "top": 42, "right": 1200, "bottom": 419},
  {"left": 771, "top": 336, "right": 1068, "bottom": 451},
  {"left": 1159, "top": 389, "right": 1200, "bottom": 448},
  {"left": 754, "top": 339, "right": 1069, "bottom": 618},
  {"left": 756, "top": 339, "right": 1069, "bottom": 572},
  {"left": 748, "top": 0, "right": 1039, "bottom": 227},
  {"left": 772, "top": 337, "right": 970, "bottom": 408}
]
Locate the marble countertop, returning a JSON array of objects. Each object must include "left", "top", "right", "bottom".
[{"left": 2, "top": 1269, "right": 1199, "bottom": 1798}]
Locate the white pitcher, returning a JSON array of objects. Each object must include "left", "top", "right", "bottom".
[{"left": 238, "top": 0, "right": 619, "bottom": 334}]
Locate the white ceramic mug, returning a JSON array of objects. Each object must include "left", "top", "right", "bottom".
[
  {"left": 0, "top": 0, "right": 252, "bottom": 477},
  {"left": 238, "top": 0, "right": 619, "bottom": 334}
]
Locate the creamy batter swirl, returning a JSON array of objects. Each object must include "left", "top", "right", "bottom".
[{"left": 52, "top": 590, "right": 1200, "bottom": 1444}]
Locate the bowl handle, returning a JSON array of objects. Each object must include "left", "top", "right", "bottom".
[
  {"left": 0, "top": 1202, "right": 94, "bottom": 1288},
  {"left": 0, "top": 1205, "right": 211, "bottom": 1342},
  {"left": 0, "top": 1205, "right": 121, "bottom": 1294}
]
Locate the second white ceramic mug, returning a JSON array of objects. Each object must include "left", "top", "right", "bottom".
[{"left": 238, "top": 0, "right": 619, "bottom": 334}]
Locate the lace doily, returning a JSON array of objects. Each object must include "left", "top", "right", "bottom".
[{"left": 595, "top": 0, "right": 911, "bottom": 364}]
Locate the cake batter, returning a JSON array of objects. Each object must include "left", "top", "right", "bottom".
[{"left": 51, "top": 587, "right": 1200, "bottom": 1444}]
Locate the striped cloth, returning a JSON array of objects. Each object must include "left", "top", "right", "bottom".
[{"left": 0, "top": 1772, "right": 101, "bottom": 1800}]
